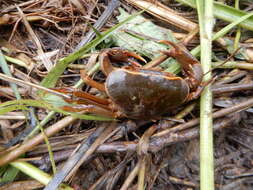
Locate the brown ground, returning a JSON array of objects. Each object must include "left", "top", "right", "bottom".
[{"left": 0, "top": 0, "right": 253, "bottom": 189}]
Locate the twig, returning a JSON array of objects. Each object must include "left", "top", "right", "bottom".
[
  {"left": 96, "top": 115, "right": 239, "bottom": 153},
  {"left": 0, "top": 115, "right": 26, "bottom": 120},
  {"left": 212, "top": 83, "right": 253, "bottom": 94},
  {"left": 120, "top": 160, "right": 141, "bottom": 190},
  {"left": 0, "top": 116, "right": 77, "bottom": 166},
  {"left": 75, "top": 0, "right": 120, "bottom": 50},
  {"left": 16, "top": 6, "right": 53, "bottom": 70},
  {"left": 125, "top": 0, "right": 198, "bottom": 32},
  {"left": 43, "top": 123, "right": 117, "bottom": 190},
  {"left": 155, "top": 95, "right": 253, "bottom": 138},
  {"left": 89, "top": 154, "right": 132, "bottom": 190},
  {"left": 137, "top": 125, "right": 157, "bottom": 190},
  {"left": 0, "top": 73, "right": 70, "bottom": 99}
]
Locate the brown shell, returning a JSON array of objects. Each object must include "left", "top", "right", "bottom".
[{"left": 105, "top": 69, "right": 189, "bottom": 119}]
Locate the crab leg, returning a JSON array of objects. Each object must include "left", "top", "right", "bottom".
[
  {"left": 186, "top": 78, "right": 214, "bottom": 101},
  {"left": 80, "top": 70, "right": 106, "bottom": 92},
  {"left": 62, "top": 105, "right": 116, "bottom": 118},
  {"left": 61, "top": 104, "right": 116, "bottom": 118},
  {"left": 51, "top": 87, "right": 117, "bottom": 117},
  {"left": 52, "top": 87, "right": 110, "bottom": 105},
  {"left": 64, "top": 98, "right": 111, "bottom": 110}
]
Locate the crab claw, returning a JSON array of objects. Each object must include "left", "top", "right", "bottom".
[
  {"left": 158, "top": 40, "right": 199, "bottom": 66},
  {"left": 107, "top": 48, "right": 146, "bottom": 64},
  {"left": 110, "top": 49, "right": 146, "bottom": 69},
  {"left": 159, "top": 40, "right": 183, "bottom": 57},
  {"left": 159, "top": 40, "right": 203, "bottom": 90},
  {"left": 124, "top": 50, "right": 147, "bottom": 64},
  {"left": 114, "top": 50, "right": 146, "bottom": 68},
  {"left": 100, "top": 48, "right": 146, "bottom": 76}
]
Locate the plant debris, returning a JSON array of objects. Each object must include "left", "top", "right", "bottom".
[{"left": 0, "top": 0, "right": 253, "bottom": 189}]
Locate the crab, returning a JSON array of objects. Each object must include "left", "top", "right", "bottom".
[{"left": 53, "top": 41, "right": 203, "bottom": 120}]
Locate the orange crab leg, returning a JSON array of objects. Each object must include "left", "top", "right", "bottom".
[
  {"left": 52, "top": 87, "right": 110, "bottom": 105},
  {"left": 62, "top": 98, "right": 111, "bottom": 110},
  {"left": 80, "top": 70, "right": 106, "bottom": 92},
  {"left": 61, "top": 104, "right": 116, "bottom": 118}
]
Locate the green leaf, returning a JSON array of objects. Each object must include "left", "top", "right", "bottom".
[
  {"left": 112, "top": 8, "right": 180, "bottom": 72},
  {"left": 113, "top": 8, "right": 176, "bottom": 59}
]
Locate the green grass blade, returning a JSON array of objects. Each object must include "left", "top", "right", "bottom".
[
  {"left": 196, "top": 0, "right": 214, "bottom": 190},
  {"left": 10, "top": 161, "right": 73, "bottom": 190},
  {"left": 212, "top": 13, "right": 253, "bottom": 41},
  {"left": 0, "top": 166, "right": 19, "bottom": 183},
  {"left": 190, "top": 12, "right": 253, "bottom": 57},
  {"left": 88, "top": 22, "right": 103, "bottom": 38},
  {"left": 176, "top": 0, "right": 253, "bottom": 31}
]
